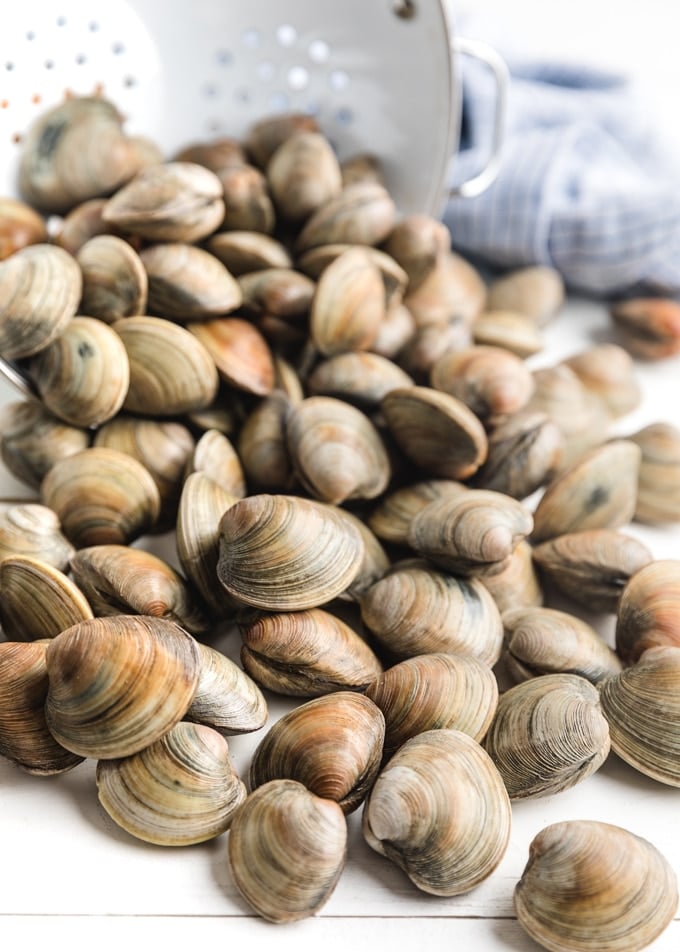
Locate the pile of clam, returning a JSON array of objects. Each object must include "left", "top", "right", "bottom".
[{"left": 1, "top": 94, "right": 679, "bottom": 948}]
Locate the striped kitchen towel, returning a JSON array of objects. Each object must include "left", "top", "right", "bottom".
[{"left": 444, "top": 50, "right": 680, "bottom": 298}]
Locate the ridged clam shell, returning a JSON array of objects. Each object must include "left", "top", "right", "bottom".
[
  {"left": 0, "top": 197, "right": 48, "bottom": 260},
  {"left": 295, "top": 182, "right": 396, "bottom": 252},
  {"left": 310, "top": 247, "right": 385, "bottom": 355},
  {"left": 41, "top": 447, "right": 161, "bottom": 548},
  {"left": 249, "top": 692, "right": 385, "bottom": 813},
  {"left": 185, "top": 429, "right": 246, "bottom": 498},
  {"left": 362, "top": 729, "right": 511, "bottom": 896},
  {"left": 246, "top": 113, "right": 319, "bottom": 167},
  {"left": 616, "top": 560, "right": 680, "bottom": 662},
  {"left": 360, "top": 562, "right": 503, "bottom": 665},
  {"left": 297, "top": 244, "right": 407, "bottom": 307},
  {"left": 54, "top": 198, "right": 117, "bottom": 255},
  {"left": 474, "top": 409, "right": 563, "bottom": 500},
  {"left": 217, "top": 494, "right": 363, "bottom": 611},
  {"left": 240, "top": 607, "right": 382, "bottom": 697},
  {"left": 174, "top": 137, "right": 246, "bottom": 173},
  {"left": 483, "top": 673, "right": 610, "bottom": 799},
  {"left": 96, "top": 721, "right": 246, "bottom": 845},
  {"left": 215, "top": 162, "right": 274, "bottom": 233},
  {"left": 228, "top": 778, "right": 347, "bottom": 922},
  {"left": 472, "top": 309, "right": 543, "bottom": 358},
  {"left": 487, "top": 265, "right": 564, "bottom": 325},
  {"left": 45, "top": 615, "right": 201, "bottom": 759},
  {"left": 397, "top": 318, "right": 472, "bottom": 380},
  {"left": 340, "top": 152, "right": 383, "bottom": 187},
  {"left": 367, "top": 479, "right": 468, "bottom": 546},
  {"left": 515, "top": 821, "right": 678, "bottom": 952},
  {"left": 0, "top": 555, "right": 93, "bottom": 641},
  {"left": 237, "top": 392, "right": 296, "bottom": 491},
  {"left": 307, "top": 352, "right": 414, "bottom": 409},
  {"left": 629, "top": 422, "right": 680, "bottom": 524},
  {"left": 76, "top": 234, "right": 148, "bottom": 321},
  {"left": 267, "top": 131, "right": 342, "bottom": 222},
  {"left": 187, "top": 317, "right": 275, "bottom": 396},
  {"left": 599, "top": 646, "right": 680, "bottom": 786},
  {"left": 431, "top": 345, "right": 535, "bottom": 418},
  {"left": 0, "top": 402, "right": 89, "bottom": 490},
  {"left": 186, "top": 642, "right": 267, "bottom": 735},
  {"left": 0, "top": 504, "right": 74, "bottom": 571},
  {"left": 563, "top": 344, "right": 641, "bottom": 418},
  {"left": 237, "top": 268, "right": 314, "bottom": 320},
  {"left": 382, "top": 214, "right": 450, "bottom": 290},
  {"left": 403, "top": 251, "right": 485, "bottom": 328},
  {"left": 329, "top": 505, "right": 390, "bottom": 601},
  {"left": 207, "top": 230, "right": 292, "bottom": 275},
  {"left": 610, "top": 297, "right": 680, "bottom": 360},
  {"left": 140, "top": 243, "right": 242, "bottom": 320},
  {"left": 478, "top": 540, "right": 543, "bottom": 615},
  {"left": 0, "top": 641, "right": 84, "bottom": 774},
  {"left": 365, "top": 652, "right": 498, "bottom": 757}
]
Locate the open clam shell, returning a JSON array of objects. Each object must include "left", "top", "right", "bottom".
[{"left": 0, "top": 555, "right": 93, "bottom": 642}]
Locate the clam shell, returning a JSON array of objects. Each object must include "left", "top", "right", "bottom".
[
  {"left": 186, "top": 642, "right": 267, "bottom": 735},
  {"left": 431, "top": 345, "right": 535, "bottom": 418},
  {"left": 310, "top": 246, "right": 386, "bottom": 355},
  {"left": 41, "top": 447, "right": 161, "bottom": 547},
  {"left": 240, "top": 607, "right": 382, "bottom": 697},
  {"left": 76, "top": 234, "right": 148, "bottom": 321},
  {"left": 397, "top": 318, "right": 472, "bottom": 380},
  {"left": 472, "top": 309, "right": 543, "bottom": 358},
  {"left": 533, "top": 529, "right": 653, "bottom": 614},
  {"left": 629, "top": 422, "right": 680, "bottom": 524},
  {"left": 487, "top": 265, "right": 564, "bottom": 324},
  {"left": 0, "top": 555, "right": 93, "bottom": 641},
  {"left": 340, "top": 152, "right": 383, "bottom": 187},
  {"left": 237, "top": 392, "right": 296, "bottom": 491},
  {"left": 0, "top": 402, "right": 89, "bottom": 490},
  {"left": 367, "top": 479, "right": 468, "bottom": 546},
  {"left": 478, "top": 540, "right": 543, "bottom": 615},
  {"left": 474, "top": 410, "right": 563, "bottom": 500},
  {"left": 329, "top": 505, "right": 390, "bottom": 601},
  {"left": 515, "top": 821, "right": 678, "bottom": 952},
  {"left": 218, "top": 163, "right": 276, "bottom": 233},
  {"left": 140, "top": 243, "right": 242, "bottom": 320},
  {"left": 245, "top": 113, "right": 319, "bottom": 168},
  {"left": 185, "top": 429, "right": 246, "bottom": 497},
  {"left": 403, "top": 251, "right": 486, "bottom": 328},
  {"left": 45, "top": 615, "right": 201, "bottom": 759},
  {"left": 295, "top": 182, "right": 396, "bottom": 252},
  {"left": 616, "top": 560, "right": 680, "bottom": 662},
  {"left": 249, "top": 692, "right": 385, "bottom": 813},
  {"left": 228, "top": 778, "right": 347, "bottom": 923},
  {"left": 0, "top": 641, "right": 84, "bottom": 774},
  {"left": 360, "top": 562, "right": 503, "bottom": 665},
  {"left": 0, "top": 503, "right": 74, "bottom": 571},
  {"left": 307, "top": 351, "right": 414, "bottom": 409},
  {"left": 382, "top": 214, "right": 450, "bottom": 290},
  {"left": 365, "top": 652, "right": 499, "bottom": 757},
  {"left": 174, "top": 137, "right": 246, "bottom": 172},
  {"left": 187, "top": 317, "right": 275, "bottom": 396},
  {"left": 207, "top": 230, "right": 292, "bottom": 275},
  {"left": 297, "top": 244, "right": 407, "bottom": 307},
  {"left": 96, "top": 721, "right": 246, "bottom": 845},
  {"left": 267, "top": 131, "right": 342, "bottom": 222},
  {"left": 0, "top": 197, "right": 48, "bottom": 260},
  {"left": 55, "top": 198, "right": 120, "bottom": 255},
  {"left": 610, "top": 297, "right": 680, "bottom": 360},
  {"left": 237, "top": 268, "right": 314, "bottom": 320},
  {"left": 562, "top": 344, "right": 641, "bottom": 418},
  {"left": 484, "top": 673, "right": 610, "bottom": 799},
  {"left": 362, "top": 729, "right": 511, "bottom": 896}
]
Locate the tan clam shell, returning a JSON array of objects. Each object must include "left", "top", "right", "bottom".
[
  {"left": 408, "top": 489, "right": 534, "bottom": 576},
  {"left": 487, "top": 265, "right": 564, "bottom": 325},
  {"left": 616, "top": 560, "right": 680, "bottom": 662},
  {"left": 140, "top": 243, "right": 242, "bottom": 320},
  {"left": 228, "top": 778, "right": 347, "bottom": 923},
  {"left": 340, "top": 152, "right": 383, "bottom": 187},
  {"left": 0, "top": 555, "right": 93, "bottom": 641},
  {"left": 174, "top": 137, "right": 246, "bottom": 172},
  {"left": 237, "top": 268, "right": 314, "bottom": 321},
  {"left": 599, "top": 645, "right": 680, "bottom": 786},
  {"left": 403, "top": 250, "right": 486, "bottom": 328},
  {"left": 362, "top": 729, "right": 511, "bottom": 896},
  {"left": 484, "top": 673, "right": 610, "bottom": 799},
  {"left": 70, "top": 544, "right": 209, "bottom": 636},
  {"left": 237, "top": 392, "right": 296, "bottom": 491},
  {"left": 249, "top": 692, "right": 385, "bottom": 813},
  {"left": 478, "top": 540, "right": 543, "bottom": 615},
  {"left": 218, "top": 162, "right": 276, "bottom": 234},
  {"left": 0, "top": 197, "right": 48, "bottom": 260},
  {"left": 246, "top": 113, "right": 319, "bottom": 168},
  {"left": 217, "top": 494, "right": 363, "bottom": 611},
  {"left": 307, "top": 351, "right": 414, "bottom": 409},
  {"left": 185, "top": 429, "right": 246, "bottom": 497},
  {"left": 0, "top": 641, "right": 84, "bottom": 774},
  {"left": 472, "top": 309, "right": 543, "bottom": 358},
  {"left": 96, "top": 721, "right": 246, "bottom": 845},
  {"left": 296, "top": 182, "right": 396, "bottom": 252},
  {"left": 286, "top": 396, "right": 391, "bottom": 504},
  {"left": 367, "top": 478, "right": 468, "bottom": 546},
  {"left": 381, "top": 386, "right": 488, "bottom": 480},
  {"left": 30, "top": 315, "right": 130, "bottom": 428},
  {"left": 533, "top": 529, "right": 653, "bottom": 615},
  {"left": 310, "top": 246, "right": 386, "bottom": 355},
  {"left": 0, "top": 244, "right": 81, "bottom": 359},
  {"left": 382, "top": 214, "right": 450, "bottom": 290},
  {"left": 76, "top": 234, "right": 148, "bottom": 321},
  {"left": 0, "top": 401, "right": 89, "bottom": 490},
  {"left": 55, "top": 198, "right": 118, "bottom": 255},
  {"left": 431, "top": 345, "right": 535, "bottom": 418},
  {"left": 41, "top": 447, "right": 161, "bottom": 548},
  {"left": 531, "top": 440, "right": 641, "bottom": 544},
  {"left": 329, "top": 505, "right": 390, "bottom": 601},
  {"left": 297, "top": 244, "right": 407, "bottom": 308},
  {"left": 186, "top": 642, "right": 267, "bottom": 735},
  {"left": 371, "top": 303, "right": 416, "bottom": 359},
  {"left": 515, "top": 821, "right": 678, "bottom": 952},
  {"left": 207, "top": 230, "right": 292, "bottom": 275},
  {"left": 0, "top": 503, "right": 74, "bottom": 571},
  {"left": 629, "top": 422, "right": 680, "bottom": 524},
  {"left": 474, "top": 409, "right": 563, "bottom": 500},
  {"left": 397, "top": 317, "right": 472, "bottom": 380},
  {"left": 562, "top": 343, "right": 641, "bottom": 418},
  {"left": 503, "top": 606, "right": 622, "bottom": 685},
  {"left": 360, "top": 562, "right": 503, "bottom": 665},
  {"left": 365, "top": 652, "right": 499, "bottom": 757},
  {"left": 187, "top": 317, "right": 274, "bottom": 396},
  {"left": 45, "top": 615, "right": 201, "bottom": 759},
  {"left": 102, "top": 162, "right": 225, "bottom": 243},
  {"left": 610, "top": 297, "right": 680, "bottom": 360},
  {"left": 267, "top": 130, "right": 343, "bottom": 222},
  {"left": 113, "top": 316, "right": 219, "bottom": 415},
  {"left": 240, "top": 607, "right": 383, "bottom": 698}
]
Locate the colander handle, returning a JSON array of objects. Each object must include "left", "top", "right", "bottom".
[{"left": 448, "top": 37, "right": 509, "bottom": 200}]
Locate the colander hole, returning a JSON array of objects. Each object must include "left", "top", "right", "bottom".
[
  {"left": 243, "top": 29, "right": 261, "bottom": 50},
  {"left": 26, "top": 31, "right": 36, "bottom": 42},
  {"left": 276, "top": 24, "right": 297, "bottom": 47},
  {"left": 257, "top": 61, "right": 275, "bottom": 81},
  {"left": 202, "top": 84, "right": 219, "bottom": 98},
  {"left": 112, "top": 42, "right": 125, "bottom": 55},
  {"left": 216, "top": 49, "right": 233, "bottom": 66},
  {"left": 44, "top": 60, "right": 55, "bottom": 70},
  {"left": 269, "top": 91, "right": 290, "bottom": 111},
  {"left": 89, "top": 21, "right": 100, "bottom": 32},
  {"left": 393, "top": 0, "right": 416, "bottom": 19},
  {"left": 287, "top": 66, "right": 309, "bottom": 91},
  {"left": 5, "top": 62, "right": 14, "bottom": 71},
  {"left": 56, "top": 16, "right": 67, "bottom": 26},
  {"left": 235, "top": 88, "right": 251, "bottom": 104},
  {"left": 335, "top": 107, "right": 354, "bottom": 124},
  {"left": 75, "top": 54, "right": 87, "bottom": 65},
  {"left": 329, "top": 69, "right": 350, "bottom": 91},
  {"left": 308, "top": 40, "right": 330, "bottom": 63},
  {"left": 123, "top": 77, "right": 136, "bottom": 88}
]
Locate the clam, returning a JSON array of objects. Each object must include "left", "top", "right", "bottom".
[
  {"left": 484, "top": 673, "right": 610, "bottom": 799},
  {"left": 562, "top": 344, "right": 641, "bottom": 418},
  {"left": 615, "top": 560, "right": 680, "bottom": 662},
  {"left": 474, "top": 410, "right": 563, "bottom": 500},
  {"left": 54, "top": 198, "right": 118, "bottom": 255},
  {"left": 367, "top": 479, "right": 468, "bottom": 546},
  {"left": 70, "top": 545, "right": 209, "bottom": 636},
  {"left": 478, "top": 540, "right": 543, "bottom": 615},
  {"left": 629, "top": 422, "right": 680, "bottom": 524},
  {"left": 218, "top": 163, "right": 276, "bottom": 233},
  {"left": 360, "top": 301, "right": 416, "bottom": 360},
  {"left": 397, "top": 318, "right": 472, "bottom": 380},
  {"left": 140, "top": 243, "right": 242, "bottom": 320},
  {"left": 174, "top": 137, "right": 246, "bottom": 172},
  {"left": 366, "top": 652, "right": 498, "bottom": 757},
  {"left": 403, "top": 251, "right": 486, "bottom": 328},
  {"left": 408, "top": 489, "right": 534, "bottom": 576},
  {"left": 96, "top": 721, "right": 246, "bottom": 845},
  {"left": 0, "top": 402, "right": 89, "bottom": 490},
  {"left": 431, "top": 345, "right": 535, "bottom": 418},
  {"left": 599, "top": 645, "right": 680, "bottom": 786},
  {"left": 76, "top": 234, "right": 148, "bottom": 321},
  {"left": 310, "top": 246, "right": 386, "bottom": 355},
  {"left": 186, "top": 642, "right": 267, "bottom": 735},
  {"left": 217, "top": 494, "right": 364, "bottom": 611},
  {"left": 237, "top": 392, "right": 296, "bottom": 491},
  {"left": 237, "top": 268, "right": 314, "bottom": 321},
  {"left": 307, "top": 352, "right": 414, "bottom": 410},
  {"left": 185, "top": 429, "right": 246, "bottom": 497},
  {"left": 0, "top": 555, "right": 93, "bottom": 641},
  {"left": 44, "top": 615, "right": 201, "bottom": 759},
  {"left": 113, "top": 316, "right": 219, "bottom": 415},
  {"left": 381, "top": 386, "right": 488, "bottom": 480},
  {"left": 329, "top": 505, "right": 390, "bottom": 601},
  {"left": 207, "top": 230, "right": 292, "bottom": 275},
  {"left": 0, "top": 641, "right": 84, "bottom": 774},
  {"left": 246, "top": 113, "right": 319, "bottom": 168},
  {"left": 503, "top": 606, "right": 622, "bottom": 684},
  {"left": 41, "top": 447, "right": 161, "bottom": 548},
  {"left": 610, "top": 297, "right": 680, "bottom": 360},
  {"left": 340, "top": 153, "right": 383, "bottom": 187},
  {"left": 273, "top": 354, "right": 304, "bottom": 403},
  {"left": 0, "top": 504, "right": 74, "bottom": 571},
  {"left": 0, "top": 197, "right": 48, "bottom": 260},
  {"left": 295, "top": 182, "right": 396, "bottom": 252},
  {"left": 186, "top": 317, "right": 274, "bottom": 396},
  {"left": 531, "top": 440, "right": 641, "bottom": 544},
  {"left": 286, "top": 397, "right": 391, "bottom": 504},
  {"left": 297, "top": 244, "right": 407, "bottom": 307},
  {"left": 29, "top": 315, "right": 130, "bottom": 428},
  {"left": 228, "top": 779, "right": 347, "bottom": 923},
  {"left": 267, "top": 131, "right": 343, "bottom": 222},
  {"left": 360, "top": 562, "right": 503, "bottom": 665},
  {"left": 240, "top": 607, "right": 382, "bottom": 697},
  {"left": 533, "top": 529, "right": 653, "bottom": 614},
  {"left": 515, "top": 821, "right": 678, "bottom": 952},
  {"left": 487, "top": 265, "right": 564, "bottom": 324},
  {"left": 0, "top": 243, "right": 81, "bottom": 359},
  {"left": 382, "top": 214, "right": 450, "bottom": 290},
  {"left": 363, "top": 729, "right": 511, "bottom": 896},
  {"left": 102, "top": 162, "right": 225, "bottom": 243},
  {"left": 249, "top": 692, "right": 385, "bottom": 813},
  {"left": 472, "top": 309, "right": 543, "bottom": 358}
]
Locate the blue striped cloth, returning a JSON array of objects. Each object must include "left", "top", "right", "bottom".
[{"left": 444, "top": 49, "right": 680, "bottom": 298}]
